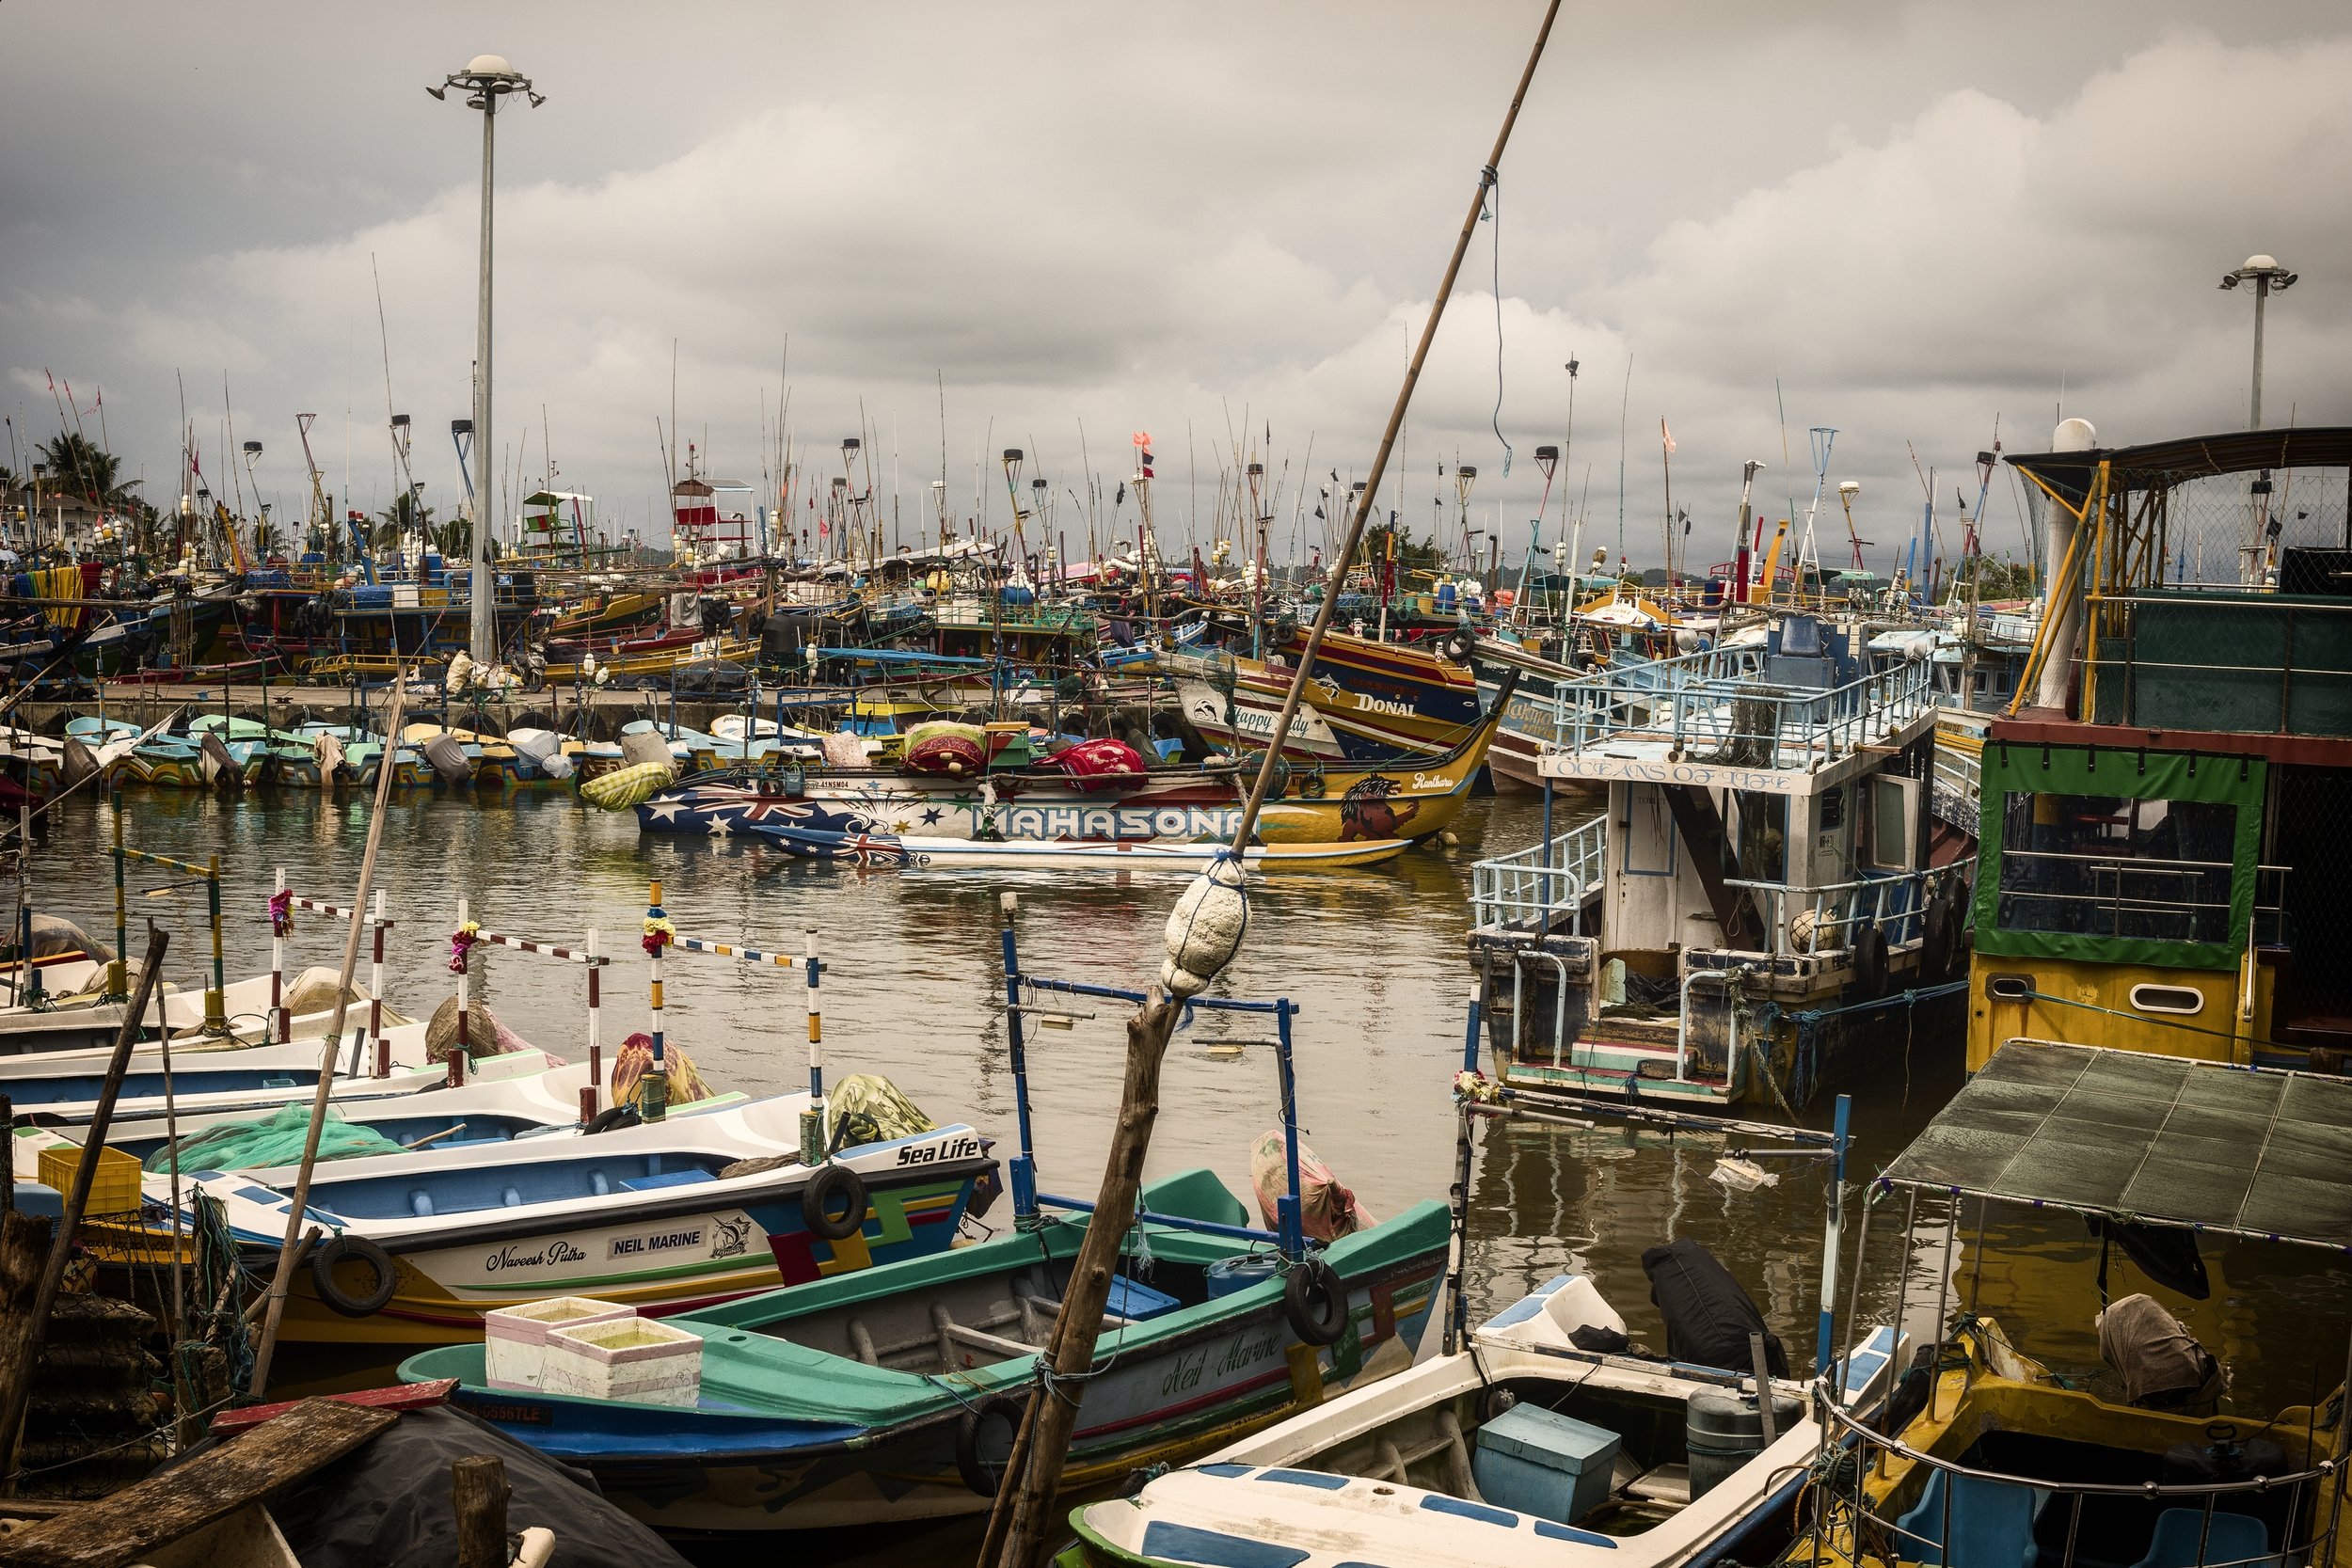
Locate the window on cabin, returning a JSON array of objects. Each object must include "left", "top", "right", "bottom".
[
  {"left": 1864, "top": 776, "right": 1921, "bottom": 870},
  {"left": 1995, "top": 792, "right": 2237, "bottom": 943}
]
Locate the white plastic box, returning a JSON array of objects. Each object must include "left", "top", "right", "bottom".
[
  {"left": 542, "top": 1316, "right": 705, "bottom": 1407},
  {"left": 483, "top": 1297, "right": 636, "bottom": 1391}
]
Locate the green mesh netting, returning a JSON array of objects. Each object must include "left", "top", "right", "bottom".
[{"left": 145, "top": 1102, "right": 404, "bottom": 1173}]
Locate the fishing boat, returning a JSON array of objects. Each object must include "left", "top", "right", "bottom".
[
  {"left": 1465, "top": 615, "right": 1973, "bottom": 1113},
  {"left": 1963, "top": 422, "right": 2352, "bottom": 1079},
  {"left": 1171, "top": 629, "right": 1486, "bottom": 763},
  {"left": 68, "top": 714, "right": 267, "bottom": 788},
  {"left": 162, "top": 1090, "right": 993, "bottom": 1345},
  {"left": 633, "top": 676, "right": 1510, "bottom": 850},
  {"left": 1768, "top": 1038, "right": 2352, "bottom": 1568},
  {"left": 1060, "top": 1270, "right": 1902, "bottom": 1568},
  {"left": 8, "top": 1045, "right": 570, "bottom": 1146},
  {"left": 399, "top": 950, "right": 1446, "bottom": 1533},
  {"left": 743, "top": 817, "right": 1414, "bottom": 871}
]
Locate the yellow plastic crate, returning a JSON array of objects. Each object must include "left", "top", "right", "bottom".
[{"left": 36, "top": 1143, "right": 143, "bottom": 1216}]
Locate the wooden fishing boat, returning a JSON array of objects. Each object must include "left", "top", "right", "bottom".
[
  {"left": 401, "top": 1171, "right": 1446, "bottom": 1532},
  {"left": 1767, "top": 1040, "right": 2352, "bottom": 1568},
  {"left": 1169, "top": 627, "right": 1486, "bottom": 762},
  {"left": 160, "top": 1092, "right": 993, "bottom": 1344},
  {"left": 68, "top": 715, "right": 268, "bottom": 788},
  {"left": 742, "top": 817, "right": 1413, "bottom": 871},
  {"left": 635, "top": 688, "right": 1507, "bottom": 848},
  {"left": 10, "top": 1048, "right": 571, "bottom": 1147},
  {"left": 1061, "top": 1274, "right": 1903, "bottom": 1568},
  {"left": 1466, "top": 616, "right": 1971, "bottom": 1113}
]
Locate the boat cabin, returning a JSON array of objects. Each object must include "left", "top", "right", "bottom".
[
  {"left": 1969, "top": 426, "right": 2352, "bottom": 1075},
  {"left": 1471, "top": 616, "right": 1968, "bottom": 1112}
]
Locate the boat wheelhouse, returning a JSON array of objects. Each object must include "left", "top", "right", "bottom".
[
  {"left": 1470, "top": 617, "right": 1970, "bottom": 1112},
  {"left": 1967, "top": 424, "right": 2352, "bottom": 1075}
]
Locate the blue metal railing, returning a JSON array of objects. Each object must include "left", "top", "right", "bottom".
[{"left": 1470, "top": 816, "right": 1608, "bottom": 934}]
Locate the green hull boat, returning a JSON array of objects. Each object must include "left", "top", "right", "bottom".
[{"left": 402, "top": 1169, "right": 1447, "bottom": 1535}]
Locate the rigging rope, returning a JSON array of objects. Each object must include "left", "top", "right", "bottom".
[{"left": 1486, "top": 166, "right": 1512, "bottom": 479}]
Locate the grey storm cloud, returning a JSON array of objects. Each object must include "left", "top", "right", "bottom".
[{"left": 4, "top": 1, "right": 2348, "bottom": 575}]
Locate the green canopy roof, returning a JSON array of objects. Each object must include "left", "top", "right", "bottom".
[{"left": 1880, "top": 1040, "right": 2352, "bottom": 1252}]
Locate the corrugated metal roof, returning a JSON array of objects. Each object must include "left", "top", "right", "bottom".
[{"left": 1880, "top": 1039, "right": 2352, "bottom": 1251}]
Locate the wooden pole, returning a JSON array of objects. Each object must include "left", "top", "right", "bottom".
[
  {"left": 452, "top": 1453, "right": 511, "bottom": 1568},
  {"left": 1227, "top": 0, "right": 1562, "bottom": 854},
  {"left": 975, "top": 990, "right": 1182, "bottom": 1566},
  {"left": 982, "top": 11, "right": 1563, "bottom": 1560},
  {"left": 249, "top": 669, "right": 406, "bottom": 1396},
  {"left": 0, "top": 925, "right": 169, "bottom": 1493}
]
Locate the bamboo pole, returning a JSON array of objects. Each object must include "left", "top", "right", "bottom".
[
  {"left": 978, "top": 5, "right": 1563, "bottom": 1560},
  {"left": 249, "top": 669, "right": 406, "bottom": 1395}
]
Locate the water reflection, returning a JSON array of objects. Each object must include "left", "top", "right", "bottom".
[{"left": 34, "top": 788, "right": 2350, "bottom": 1433}]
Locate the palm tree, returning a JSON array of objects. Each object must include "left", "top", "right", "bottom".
[
  {"left": 373, "top": 492, "right": 437, "bottom": 558},
  {"left": 38, "top": 432, "right": 138, "bottom": 507}
]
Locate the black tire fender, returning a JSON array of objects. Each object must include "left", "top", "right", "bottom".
[
  {"left": 1283, "top": 1257, "right": 1350, "bottom": 1347},
  {"left": 1920, "top": 893, "right": 1959, "bottom": 983},
  {"left": 582, "top": 1103, "right": 641, "bottom": 1135},
  {"left": 803, "top": 1162, "right": 868, "bottom": 1243},
  {"left": 1851, "top": 924, "right": 1890, "bottom": 998},
  {"left": 310, "top": 1233, "right": 398, "bottom": 1318},
  {"left": 955, "top": 1393, "right": 1028, "bottom": 1497}
]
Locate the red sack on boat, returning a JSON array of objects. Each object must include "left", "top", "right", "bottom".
[
  {"left": 1048, "top": 737, "right": 1147, "bottom": 791},
  {"left": 901, "top": 721, "right": 988, "bottom": 777},
  {"left": 1250, "top": 1129, "right": 1375, "bottom": 1243}
]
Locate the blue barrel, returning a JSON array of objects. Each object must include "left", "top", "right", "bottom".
[{"left": 1206, "top": 1254, "right": 1279, "bottom": 1299}]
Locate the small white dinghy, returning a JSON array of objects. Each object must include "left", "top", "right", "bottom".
[{"left": 1064, "top": 1272, "right": 1903, "bottom": 1568}]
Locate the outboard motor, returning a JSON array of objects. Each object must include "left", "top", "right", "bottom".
[
  {"left": 1642, "top": 1238, "right": 1788, "bottom": 1376},
  {"left": 2099, "top": 1293, "right": 2228, "bottom": 1413}
]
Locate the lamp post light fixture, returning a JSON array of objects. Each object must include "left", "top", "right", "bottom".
[
  {"left": 2218, "top": 254, "right": 2296, "bottom": 430},
  {"left": 430, "top": 54, "right": 545, "bottom": 661}
]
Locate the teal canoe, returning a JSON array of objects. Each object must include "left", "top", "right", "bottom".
[{"left": 402, "top": 1168, "right": 1448, "bottom": 1534}]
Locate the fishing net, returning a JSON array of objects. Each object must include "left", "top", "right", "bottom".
[
  {"left": 147, "top": 1102, "right": 404, "bottom": 1173},
  {"left": 825, "top": 1073, "right": 936, "bottom": 1147},
  {"left": 609, "top": 1032, "right": 713, "bottom": 1109},
  {"left": 424, "top": 997, "right": 539, "bottom": 1064},
  {"left": 1249, "top": 1129, "right": 1375, "bottom": 1243},
  {"left": 281, "top": 965, "right": 395, "bottom": 1024},
  {"left": 581, "top": 759, "right": 675, "bottom": 812}
]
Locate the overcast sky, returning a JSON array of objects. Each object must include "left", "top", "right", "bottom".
[{"left": 6, "top": 1, "right": 2349, "bottom": 576}]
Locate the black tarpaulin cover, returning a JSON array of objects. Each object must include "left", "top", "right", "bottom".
[
  {"left": 1642, "top": 1237, "right": 1789, "bottom": 1377},
  {"left": 1881, "top": 1040, "right": 2352, "bottom": 1250},
  {"left": 266, "top": 1406, "right": 692, "bottom": 1568}
]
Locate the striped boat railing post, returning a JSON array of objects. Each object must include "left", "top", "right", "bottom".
[
  {"left": 584, "top": 927, "right": 600, "bottom": 1117},
  {"left": 801, "top": 927, "right": 825, "bottom": 1164},
  {"left": 271, "top": 867, "right": 287, "bottom": 1042},
  {"left": 369, "top": 890, "right": 389, "bottom": 1078},
  {"left": 458, "top": 917, "right": 608, "bottom": 1113},
  {"left": 644, "top": 879, "right": 668, "bottom": 1122},
  {"left": 451, "top": 895, "right": 469, "bottom": 1087}
]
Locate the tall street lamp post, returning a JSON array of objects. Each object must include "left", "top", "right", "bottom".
[
  {"left": 2218, "top": 253, "right": 2296, "bottom": 430},
  {"left": 430, "top": 54, "right": 544, "bottom": 662}
]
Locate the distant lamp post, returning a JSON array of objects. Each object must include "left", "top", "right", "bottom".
[
  {"left": 2218, "top": 254, "right": 2296, "bottom": 429},
  {"left": 430, "top": 53, "right": 545, "bottom": 661}
]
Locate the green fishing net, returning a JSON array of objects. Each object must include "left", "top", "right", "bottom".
[{"left": 144, "top": 1101, "right": 404, "bottom": 1173}]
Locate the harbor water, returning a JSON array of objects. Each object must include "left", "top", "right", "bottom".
[{"left": 40, "top": 789, "right": 2352, "bottom": 1446}]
